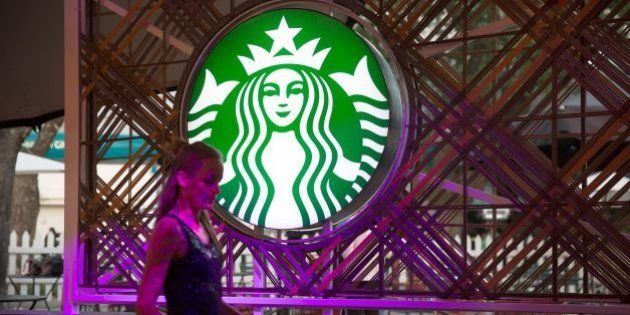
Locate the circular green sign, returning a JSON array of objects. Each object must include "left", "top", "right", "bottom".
[{"left": 184, "top": 9, "right": 392, "bottom": 229}]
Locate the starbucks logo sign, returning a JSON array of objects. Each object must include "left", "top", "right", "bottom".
[{"left": 181, "top": 9, "right": 403, "bottom": 230}]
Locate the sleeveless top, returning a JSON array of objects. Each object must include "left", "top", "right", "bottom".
[{"left": 163, "top": 214, "right": 222, "bottom": 315}]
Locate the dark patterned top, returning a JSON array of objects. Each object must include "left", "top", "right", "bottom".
[{"left": 163, "top": 214, "right": 222, "bottom": 315}]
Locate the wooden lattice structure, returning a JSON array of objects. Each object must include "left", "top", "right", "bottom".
[{"left": 67, "top": 0, "right": 629, "bottom": 310}]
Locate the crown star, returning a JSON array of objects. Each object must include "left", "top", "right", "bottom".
[
  {"left": 237, "top": 16, "right": 330, "bottom": 75},
  {"left": 265, "top": 17, "right": 300, "bottom": 55}
]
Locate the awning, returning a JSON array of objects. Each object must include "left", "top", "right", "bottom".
[
  {"left": 0, "top": 1, "right": 63, "bottom": 128},
  {"left": 15, "top": 152, "right": 64, "bottom": 175}
]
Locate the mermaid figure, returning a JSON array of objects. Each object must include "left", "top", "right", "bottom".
[{"left": 221, "top": 66, "right": 360, "bottom": 228}]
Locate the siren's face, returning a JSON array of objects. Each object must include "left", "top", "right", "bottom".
[{"left": 262, "top": 69, "right": 304, "bottom": 127}]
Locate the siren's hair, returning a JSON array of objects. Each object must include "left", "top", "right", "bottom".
[
  {"left": 156, "top": 141, "right": 223, "bottom": 219},
  {"left": 225, "top": 68, "right": 343, "bottom": 227}
]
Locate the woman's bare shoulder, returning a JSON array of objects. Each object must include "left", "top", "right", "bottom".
[{"left": 152, "top": 216, "right": 185, "bottom": 242}]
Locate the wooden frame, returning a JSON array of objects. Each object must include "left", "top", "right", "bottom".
[{"left": 64, "top": 0, "right": 629, "bottom": 312}]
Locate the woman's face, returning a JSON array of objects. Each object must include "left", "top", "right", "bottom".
[
  {"left": 181, "top": 159, "right": 222, "bottom": 211},
  {"left": 261, "top": 69, "right": 304, "bottom": 127}
]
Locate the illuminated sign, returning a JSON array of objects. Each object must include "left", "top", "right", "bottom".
[{"left": 182, "top": 9, "right": 398, "bottom": 229}]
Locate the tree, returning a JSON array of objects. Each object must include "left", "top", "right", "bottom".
[
  {"left": 11, "top": 117, "right": 63, "bottom": 240},
  {"left": 0, "top": 127, "right": 29, "bottom": 295},
  {"left": 0, "top": 117, "right": 62, "bottom": 295}
]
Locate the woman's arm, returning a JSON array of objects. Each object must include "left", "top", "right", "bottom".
[{"left": 137, "top": 218, "right": 182, "bottom": 315}]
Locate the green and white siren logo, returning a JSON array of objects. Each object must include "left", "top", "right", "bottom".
[{"left": 185, "top": 9, "right": 392, "bottom": 229}]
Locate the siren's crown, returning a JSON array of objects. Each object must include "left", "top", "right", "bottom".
[{"left": 238, "top": 17, "right": 331, "bottom": 75}]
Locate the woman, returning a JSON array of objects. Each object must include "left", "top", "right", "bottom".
[{"left": 137, "top": 141, "right": 239, "bottom": 315}]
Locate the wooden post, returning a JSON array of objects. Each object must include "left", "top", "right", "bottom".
[{"left": 62, "top": 0, "right": 81, "bottom": 313}]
